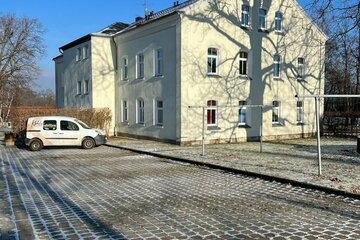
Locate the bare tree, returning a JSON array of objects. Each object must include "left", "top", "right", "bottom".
[{"left": 0, "top": 14, "right": 44, "bottom": 121}]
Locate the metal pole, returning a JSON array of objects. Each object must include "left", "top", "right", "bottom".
[
  {"left": 202, "top": 107, "right": 205, "bottom": 156},
  {"left": 315, "top": 97, "right": 322, "bottom": 176},
  {"left": 260, "top": 106, "right": 263, "bottom": 153}
]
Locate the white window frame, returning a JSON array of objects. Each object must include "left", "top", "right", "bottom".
[
  {"left": 207, "top": 100, "right": 218, "bottom": 127},
  {"left": 122, "top": 57, "right": 128, "bottom": 80},
  {"left": 239, "top": 51, "right": 248, "bottom": 76},
  {"left": 259, "top": 8, "right": 267, "bottom": 31},
  {"left": 76, "top": 47, "right": 82, "bottom": 61},
  {"left": 84, "top": 79, "right": 89, "bottom": 94},
  {"left": 154, "top": 99, "right": 163, "bottom": 127},
  {"left": 241, "top": 4, "right": 250, "bottom": 28},
  {"left": 296, "top": 101, "right": 304, "bottom": 124},
  {"left": 238, "top": 101, "right": 247, "bottom": 126},
  {"left": 77, "top": 81, "right": 82, "bottom": 95},
  {"left": 272, "top": 101, "right": 280, "bottom": 124},
  {"left": 207, "top": 48, "right": 218, "bottom": 75},
  {"left": 82, "top": 45, "right": 89, "bottom": 59},
  {"left": 275, "top": 11, "right": 283, "bottom": 32},
  {"left": 136, "top": 98, "right": 145, "bottom": 124},
  {"left": 136, "top": 53, "right": 144, "bottom": 79},
  {"left": 154, "top": 49, "right": 164, "bottom": 76},
  {"left": 297, "top": 57, "right": 305, "bottom": 81},
  {"left": 122, "top": 100, "right": 129, "bottom": 123},
  {"left": 274, "top": 54, "right": 281, "bottom": 79}
]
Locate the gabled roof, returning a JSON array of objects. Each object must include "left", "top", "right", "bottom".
[{"left": 112, "top": 0, "right": 199, "bottom": 36}]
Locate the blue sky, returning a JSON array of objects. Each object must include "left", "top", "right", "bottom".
[{"left": 1, "top": 0, "right": 310, "bottom": 92}]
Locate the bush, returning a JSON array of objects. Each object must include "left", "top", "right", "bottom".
[{"left": 9, "top": 107, "right": 112, "bottom": 136}]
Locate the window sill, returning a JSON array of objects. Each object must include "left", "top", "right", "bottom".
[
  {"left": 238, "top": 124, "right": 251, "bottom": 128},
  {"left": 154, "top": 74, "right": 164, "bottom": 78},
  {"left": 296, "top": 122, "right": 305, "bottom": 126},
  {"left": 273, "top": 77, "right": 283, "bottom": 81},
  {"left": 121, "top": 121, "right": 129, "bottom": 126},
  {"left": 239, "top": 75, "right": 250, "bottom": 80},
  {"left": 155, "top": 125, "right": 164, "bottom": 129},
  {"left": 136, "top": 77, "right": 145, "bottom": 80},
  {"left": 83, "top": 92, "right": 89, "bottom": 95},
  {"left": 241, "top": 25, "right": 250, "bottom": 30},
  {"left": 258, "top": 29, "right": 269, "bottom": 33},
  {"left": 121, "top": 79, "right": 129, "bottom": 82},
  {"left": 272, "top": 123, "right": 284, "bottom": 127},
  {"left": 136, "top": 123, "right": 145, "bottom": 127},
  {"left": 207, "top": 74, "right": 221, "bottom": 78},
  {"left": 207, "top": 126, "right": 221, "bottom": 131}
]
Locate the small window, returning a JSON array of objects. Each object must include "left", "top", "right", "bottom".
[
  {"left": 77, "top": 81, "right": 82, "bottom": 95},
  {"left": 137, "top": 98, "right": 145, "bottom": 124},
  {"left": 272, "top": 101, "right": 280, "bottom": 124},
  {"left": 297, "top": 101, "right": 304, "bottom": 124},
  {"left": 137, "top": 54, "right": 144, "bottom": 79},
  {"left": 239, "top": 51, "right": 248, "bottom": 76},
  {"left": 43, "top": 120, "right": 57, "bottom": 131},
  {"left": 122, "top": 100, "right": 128, "bottom": 122},
  {"left": 275, "top": 12, "right": 283, "bottom": 32},
  {"left": 207, "top": 48, "right": 218, "bottom": 74},
  {"left": 60, "top": 121, "right": 79, "bottom": 131},
  {"left": 155, "top": 49, "right": 164, "bottom": 76},
  {"left": 241, "top": 5, "right": 250, "bottom": 27},
  {"left": 238, "top": 101, "right": 247, "bottom": 125},
  {"left": 76, "top": 48, "right": 82, "bottom": 61},
  {"left": 84, "top": 80, "right": 89, "bottom": 94},
  {"left": 155, "top": 100, "right": 163, "bottom": 126},
  {"left": 297, "top": 57, "right": 305, "bottom": 80},
  {"left": 274, "top": 55, "right": 281, "bottom": 78},
  {"left": 259, "top": 8, "right": 267, "bottom": 30},
  {"left": 83, "top": 45, "right": 89, "bottom": 59},
  {"left": 122, "top": 57, "right": 128, "bottom": 80},
  {"left": 207, "top": 100, "right": 217, "bottom": 126}
]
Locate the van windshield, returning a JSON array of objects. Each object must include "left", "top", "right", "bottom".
[{"left": 75, "top": 119, "right": 91, "bottom": 129}]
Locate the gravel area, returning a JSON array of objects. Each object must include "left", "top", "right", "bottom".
[{"left": 108, "top": 136, "right": 360, "bottom": 194}]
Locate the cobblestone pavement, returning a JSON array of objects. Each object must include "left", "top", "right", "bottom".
[{"left": 1, "top": 146, "right": 360, "bottom": 239}]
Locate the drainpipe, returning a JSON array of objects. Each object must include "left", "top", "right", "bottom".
[{"left": 111, "top": 36, "right": 118, "bottom": 136}]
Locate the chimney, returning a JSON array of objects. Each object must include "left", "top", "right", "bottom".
[{"left": 135, "top": 16, "right": 143, "bottom": 22}]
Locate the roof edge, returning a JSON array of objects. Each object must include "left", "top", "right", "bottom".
[{"left": 59, "top": 34, "right": 92, "bottom": 51}]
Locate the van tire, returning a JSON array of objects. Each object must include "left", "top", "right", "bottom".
[
  {"left": 30, "top": 139, "right": 43, "bottom": 151},
  {"left": 82, "top": 137, "right": 95, "bottom": 149}
]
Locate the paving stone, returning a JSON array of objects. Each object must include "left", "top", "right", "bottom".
[{"left": 1, "top": 146, "right": 360, "bottom": 239}]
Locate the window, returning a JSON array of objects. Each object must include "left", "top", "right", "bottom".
[
  {"left": 296, "top": 101, "right": 304, "bottom": 124},
  {"left": 239, "top": 51, "right": 248, "bottom": 76},
  {"left": 207, "top": 48, "right": 218, "bottom": 74},
  {"left": 238, "top": 101, "right": 247, "bottom": 125},
  {"left": 272, "top": 101, "right": 280, "bottom": 124},
  {"left": 155, "top": 100, "right": 163, "bottom": 126},
  {"left": 274, "top": 55, "right": 281, "bottom": 78},
  {"left": 136, "top": 98, "right": 145, "bottom": 124},
  {"left": 83, "top": 45, "right": 89, "bottom": 59},
  {"left": 122, "top": 57, "right": 128, "bottom": 80},
  {"left": 137, "top": 54, "right": 144, "bottom": 79},
  {"left": 275, "top": 12, "right": 283, "bottom": 32},
  {"left": 84, "top": 80, "right": 89, "bottom": 94},
  {"left": 77, "top": 81, "right": 82, "bottom": 95},
  {"left": 207, "top": 100, "right": 217, "bottom": 126},
  {"left": 297, "top": 57, "right": 305, "bottom": 80},
  {"left": 241, "top": 5, "right": 250, "bottom": 27},
  {"left": 122, "top": 100, "right": 128, "bottom": 122},
  {"left": 155, "top": 49, "right": 164, "bottom": 76},
  {"left": 259, "top": 8, "right": 267, "bottom": 30},
  {"left": 76, "top": 48, "right": 81, "bottom": 61},
  {"left": 43, "top": 120, "right": 57, "bottom": 131},
  {"left": 60, "top": 121, "right": 79, "bottom": 131}
]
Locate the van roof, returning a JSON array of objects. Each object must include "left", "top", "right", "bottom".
[{"left": 27, "top": 116, "right": 78, "bottom": 121}]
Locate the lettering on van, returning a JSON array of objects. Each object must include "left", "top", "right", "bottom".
[{"left": 31, "top": 119, "right": 42, "bottom": 127}]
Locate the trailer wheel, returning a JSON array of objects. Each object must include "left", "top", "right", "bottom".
[
  {"left": 82, "top": 137, "right": 95, "bottom": 149},
  {"left": 29, "top": 139, "right": 43, "bottom": 151}
]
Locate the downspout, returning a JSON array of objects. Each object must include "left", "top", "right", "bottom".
[{"left": 111, "top": 36, "right": 118, "bottom": 136}]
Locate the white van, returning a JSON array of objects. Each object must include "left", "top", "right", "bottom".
[{"left": 25, "top": 116, "right": 107, "bottom": 151}]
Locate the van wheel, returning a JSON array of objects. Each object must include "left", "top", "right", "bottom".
[
  {"left": 82, "top": 138, "right": 95, "bottom": 149},
  {"left": 30, "top": 139, "right": 43, "bottom": 151}
]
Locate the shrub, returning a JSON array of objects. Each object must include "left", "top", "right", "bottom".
[{"left": 9, "top": 107, "right": 112, "bottom": 136}]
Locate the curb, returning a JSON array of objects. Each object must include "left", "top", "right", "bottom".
[{"left": 105, "top": 143, "right": 360, "bottom": 200}]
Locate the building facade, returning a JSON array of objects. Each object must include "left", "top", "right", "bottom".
[{"left": 54, "top": 0, "right": 327, "bottom": 144}]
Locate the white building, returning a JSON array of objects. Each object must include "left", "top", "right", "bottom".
[{"left": 54, "top": 0, "right": 327, "bottom": 145}]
